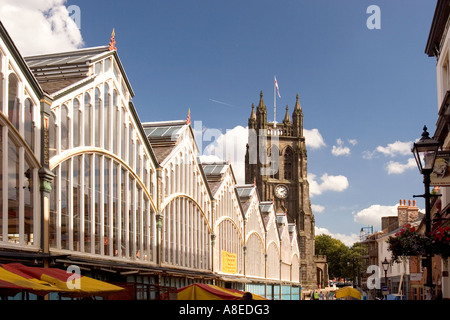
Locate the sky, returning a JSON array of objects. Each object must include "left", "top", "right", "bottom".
[{"left": 0, "top": 0, "right": 440, "bottom": 246}]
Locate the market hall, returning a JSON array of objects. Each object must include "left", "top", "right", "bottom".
[{"left": 0, "top": 21, "right": 302, "bottom": 300}]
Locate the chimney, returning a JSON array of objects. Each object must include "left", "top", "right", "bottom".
[
  {"left": 407, "top": 200, "right": 419, "bottom": 223},
  {"left": 398, "top": 199, "right": 418, "bottom": 227}
]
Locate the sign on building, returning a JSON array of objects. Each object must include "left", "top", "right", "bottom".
[{"left": 221, "top": 250, "right": 237, "bottom": 274}]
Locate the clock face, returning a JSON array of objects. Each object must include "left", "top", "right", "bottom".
[{"left": 275, "top": 185, "right": 288, "bottom": 199}]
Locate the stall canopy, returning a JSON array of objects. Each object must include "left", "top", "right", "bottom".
[
  {"left": 177, "top": 283, "right": 267, "bottom": 300},
  {"left": 334, "top": 286, "right": 362, "bottom": 300},
  {"left": 0, "top": 263, "right": 124, "bottom": 297}
]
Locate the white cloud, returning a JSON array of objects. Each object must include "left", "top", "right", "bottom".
[
  {"left": 198, "top": 154, "right": 223, "bottom": 163},
  {"left": 0, "top": 0, "right": 83, "bottom": 56},
  {"left": 308, "top": 173, "right": 349, "bottom": 197},
  {"left": 331, "top": 138, "right": 351, "bottom": 156},
  {"left": 386, "top": 158, "right": 416, "bottom": 175},
  {"left": 311, "top": 204, "right": 325, "bottom": 213},
  {"left": 315, "top": 226, "right": 360, "bottom": 247},
  {"left": 364, "top": 141, "right": 413, "bottom": 159},
  {"left": 376, "top": 141, "right": 412, "bottom": 157},
  {"left": 353, "top": 204, "right": 399, "bottom": 229},
  {"left": 304, "top": 128, "right": 326, "bottom": 149}
]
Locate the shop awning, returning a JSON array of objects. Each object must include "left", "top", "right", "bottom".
[
  {"left": 0, "top": 264, "right": 67, "bottom": 296},
  {"left": 0, "top": 263, "right": 124, "bottom": 297},
  {"left": 177, "top": 283, "right": 267, "bottom": 300},
  {"left": 334, "top": 286, "right": 362, "bottom": 300}
]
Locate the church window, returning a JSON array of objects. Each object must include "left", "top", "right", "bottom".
[
  {"left": 284, "top": 147, "right": 293, "bottom": 180},
  {"left": 269, "top": 145, "right": 279, "bottom": 179}
]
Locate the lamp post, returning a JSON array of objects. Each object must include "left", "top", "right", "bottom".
[
  {"left": 412, "top": 125, "right": 441, "bottom": 300},
  {"left": 382, "top": 257, "right": 389, "bottom": 300},
  {"left": 382, "top": 257, "right": 389, "bottom": 286}
]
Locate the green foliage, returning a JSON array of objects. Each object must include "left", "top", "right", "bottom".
[{"left": 315, "top": 234, "right": 365, "bottom": 280}]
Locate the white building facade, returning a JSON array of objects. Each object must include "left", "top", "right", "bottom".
[
  {"left": 0, "top": 21, "right": 304, "bottom": 299},
  {"left": 425, "top": 0, "right": 450, "bottom": 300}
]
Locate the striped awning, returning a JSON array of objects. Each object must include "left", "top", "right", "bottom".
[{"left": 0, "top": 263, "right": 123, "bottom": 297}]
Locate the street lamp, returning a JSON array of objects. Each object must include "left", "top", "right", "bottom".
[
  {"left": 382, "top": 257, "right": 389, "bottom": 287},
  {"left": 412, "top": 125, "right": 441, "bottom": 299}
]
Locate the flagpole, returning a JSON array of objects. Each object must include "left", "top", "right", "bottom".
[{"left": 274, "top": 76, "right": 277, "bottom": 128}]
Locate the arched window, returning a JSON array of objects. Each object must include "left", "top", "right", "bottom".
[
  {"left": 73, "top": 155, "right": 81, "bottom": 251},
  {"left": 8, "top": 134, "right": 19, "bottom": 243},
  {"left": 284, "top": 147, "right": 293, "bottom": 180},
  {"left": 121, "top": 108, "right": 126, "bottom": 160},
  {"left": 60, "top": 159, "right": 70, "bottom": 249},
  {"left": 8, "top": 73, "right": 19, "bottom": 130},
  {"left": 24, "top": 99, "right": 34, "bottom": 151},
  {"left": 104, "top": 83, "right": 110, "bottom": 150},
  {"left": 94, "top": 87, "right": 101, "bottom": 148},
  {"left": 73, "top": 98, "right": 81, "bottom": 147},
  {"left": 269, "top": 145, "right": 279, "bottom": 179},
  {"left": 84, "top": 92, "right": 91, "bottom": 146},
  {"left": 113, "top": 89, "right": 118, "bottom": 155},
  {"left": 1, "top": 121, "right": 39, "bottom": 245},
  {"left": 84, "top": 154, "right": 92, "bottom": 252},
  {"left": 60, "top": 104, "right": 69, "bottom": 151}
]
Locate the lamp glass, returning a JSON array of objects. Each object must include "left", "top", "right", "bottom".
[
  {"left": 382, "top": 258, "right": 389, "bottom": 272},
  {"left": 412, "top": 126, "right": 440, "bottom": 173}
]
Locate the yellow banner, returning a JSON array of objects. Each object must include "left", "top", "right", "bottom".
[{"left": 221, "top": 250, "right": 237, "bottom": 274}]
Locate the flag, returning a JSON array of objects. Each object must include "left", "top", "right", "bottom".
[{"left": 275, "top": 76, "right": 281, "bottom": 98}]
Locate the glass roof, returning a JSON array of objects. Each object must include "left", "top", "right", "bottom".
[
  {"left": 259, "top": 202, "right": 273, "bottom": 213},
  {"left": 236, "top": 187, "right": 254, "bottom": 198},
  {"left": 202, "top": 164, "right": 228, "bottom": 175},
  {"left": 144, "top": 125, "right": 183, "bottom": 138},
  {"left": 25, "top": 46, "right": 109, "bottom": 68}
]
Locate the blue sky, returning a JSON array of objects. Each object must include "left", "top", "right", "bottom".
[{"left": 0, "top": 0, "right": 439, "bottom": 245}]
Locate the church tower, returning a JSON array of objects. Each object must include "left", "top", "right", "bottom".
[{"left": 245, "top": 92, "right": 317, "bottom": 289}]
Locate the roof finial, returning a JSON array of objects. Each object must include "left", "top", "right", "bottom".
[
  {"left": 109, "top": 28, "right": 116, "bottom": 51},
  {"left": 186, "top": 108, "right": 191, "bottom": 125}
]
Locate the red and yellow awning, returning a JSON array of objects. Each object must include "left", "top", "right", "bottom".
[
  {"left": 0, "top": 263, "right": 123, "bottom": 297},
  {"left": 177, "top": 283, "right": 267, "bottom": 300}
]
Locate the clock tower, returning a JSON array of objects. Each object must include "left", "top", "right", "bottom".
[{"left": 245, "top": 91, "right": 317, "bottom": 289}]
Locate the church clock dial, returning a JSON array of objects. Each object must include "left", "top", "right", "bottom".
[{"left": 275, "top": 184, "right": 288, "bottom": 199}]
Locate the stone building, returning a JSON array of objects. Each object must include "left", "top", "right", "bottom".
[{"left": 245, "top": 91, "right": 317, "bottom": 289}]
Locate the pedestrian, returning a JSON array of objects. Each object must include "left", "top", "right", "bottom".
[
  {"left": 319, "top": 291, "right": 324, "bottom": 300},
  {"left": 314, "top": 290, "right": 320, "bottom": 300},
  {"left": 240, "top": 292, "right": 253, "bottom": 300}
]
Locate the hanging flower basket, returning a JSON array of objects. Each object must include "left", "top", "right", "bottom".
[
  {"left": 387, "top": 224, "right": 450, "bottom": 262},
  {"left": 430, "top": 226, "right": 450, "bottom": 259},
  {"left": 387, "top": 224, "right": 428, "bottom": 263}
]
